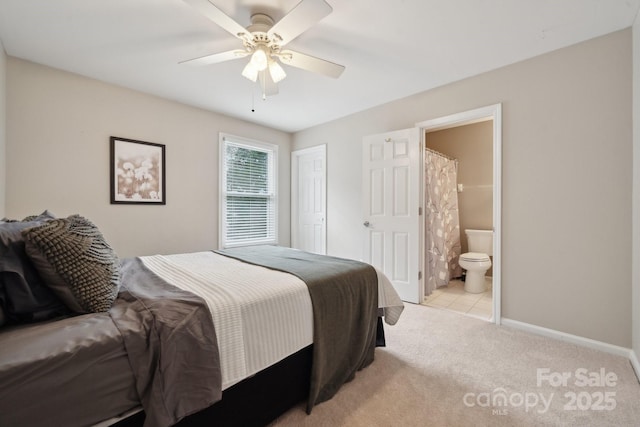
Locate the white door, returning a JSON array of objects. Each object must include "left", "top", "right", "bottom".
[
  {"left": 362, "top": 129, "right": 421, "bottom": 303},
  {"left": 291, "top": 145, "right": 326, "bottom": 254}
]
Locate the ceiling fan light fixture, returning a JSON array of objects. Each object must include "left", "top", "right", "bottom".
[
  {"left": 250, "top": 46, "right": 269, "bottom": 71},
  {"left": 241, "top": 61, "right": 258, "bottom": 82},
  {"left": 269, "top": 59, "right": 287, "bottom": 83}
]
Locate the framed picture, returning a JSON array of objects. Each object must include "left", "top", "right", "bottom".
[{"left": 110, "top": 136, "right": 166, "bottom": 204}]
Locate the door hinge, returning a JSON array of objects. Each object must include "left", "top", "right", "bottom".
[
  {"left": 418, "top": 271, "right": 422, "bottom": 280},
  {"left": 418, "top": 207, "right": 422, "bottom": 216}
]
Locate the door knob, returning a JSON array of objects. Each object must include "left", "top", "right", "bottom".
[{"left": 363, "top": 221, "right": 370, "bottom": 227}]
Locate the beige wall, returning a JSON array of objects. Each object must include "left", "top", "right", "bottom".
[
  {"left": 426, "top": 121, "right": 493, "bottom": 255},
  {"left": 0, "top": 41, "right": 6, "bottom": 218},
  {"left": 293, "top": 30, "right": 632, "bottom": 347},
  {"left": 6, "top": 58, "right": 292, "bottom": 257}
]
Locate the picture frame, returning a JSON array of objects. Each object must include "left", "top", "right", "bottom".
[{"left": 110, "top": 136, "right": 166, "bottom": 204}]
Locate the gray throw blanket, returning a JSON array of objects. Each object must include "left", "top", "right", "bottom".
[
  {"left": 110, "top": 258, "right": 222, "bottom": 427},
  {"left": 216, "top": 245, "right": 378, "bottom": 413}
]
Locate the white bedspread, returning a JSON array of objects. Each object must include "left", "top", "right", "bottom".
[{"left": 141, "top": 251, "right": 403, "bottom": 390}]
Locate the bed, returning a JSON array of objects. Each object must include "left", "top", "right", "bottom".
[{"left": 0, "top": 213, "right": 403, "bottom": 427}]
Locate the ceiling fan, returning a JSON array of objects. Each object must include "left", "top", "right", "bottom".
[{"left": 181, "top": 0, "right": 345, "bottom": 98}]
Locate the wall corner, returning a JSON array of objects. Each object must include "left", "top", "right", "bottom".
[{"left": 631, "top": 12, "right": 640, "bottom": 363}]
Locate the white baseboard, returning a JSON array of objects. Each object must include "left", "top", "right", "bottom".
[
  {"left": 630, "top": 349, "right": 640, "bottom": 383},
  {"left": 501, "top": 318, "right": 632, "bottom": 359}
]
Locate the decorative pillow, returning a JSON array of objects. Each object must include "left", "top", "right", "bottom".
[
  {"left": 22, "top": 215, "right": 120, "bottom": 314},
  {"left": 21, "top": 210, "right": 56, "bottom": 222},
  {"left": 0, "top": 212, "right": 70, "bottom": 325}
]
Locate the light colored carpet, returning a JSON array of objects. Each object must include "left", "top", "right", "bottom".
[{"left": 270, "top": 303, "right": 640, "bottom": 426}]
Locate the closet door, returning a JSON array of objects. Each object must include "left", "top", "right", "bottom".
[
  {"left": 362, "top": 128, "right": 421, "bottom": 303},
  {"left": 291, "top": 145, "right": 327, "bottom": 254}
]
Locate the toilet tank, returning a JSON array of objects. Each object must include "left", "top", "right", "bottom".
[{"left": 465, "top": 229, "right": 493, "bottom": 255}]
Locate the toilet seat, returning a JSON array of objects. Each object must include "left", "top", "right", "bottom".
[
  {"left": 459, "top": 252, "right": 491, "bottom": 294},
  {"left": 459, "top": 252, "right": 490, "bottom": 262}
]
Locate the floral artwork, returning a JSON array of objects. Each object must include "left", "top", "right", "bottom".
[{"left": 110, "top": 137, "right": 166, "bottom": 204}]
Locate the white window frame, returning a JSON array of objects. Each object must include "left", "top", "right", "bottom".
[{"left": 219, "top": 133, "right": 278, "bottom": 249}]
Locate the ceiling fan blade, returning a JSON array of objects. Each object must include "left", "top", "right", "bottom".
[
  {"left": 179, "top": 49, "right": 249, "bottom": 66},
  {"left": 182, "top": 0, "right": 249, "bottom": 41},
  {"left": 279, "top": 50, "right": 345, "bottom": 78},
  {"left": 258, "top": 70, "right": 279, "bottom": 97},
  {"left": 268, "top": 0, "right": 332, "bottom": 46}
]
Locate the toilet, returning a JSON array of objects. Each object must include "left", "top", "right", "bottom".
[{"left": 458, "top": 229, "right": 493, "bottom": 294}]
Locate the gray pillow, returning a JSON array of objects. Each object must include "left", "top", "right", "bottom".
[
  {"left": 0, "top": 212, "right": 69, "bottom": 325},
  {"left": 22, "top": 215, "right": 120, "bottom": 313}
]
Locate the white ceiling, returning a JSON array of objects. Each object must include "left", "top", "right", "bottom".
[{"left": 0, "top": 0, "right": 638, "bottom": 133}]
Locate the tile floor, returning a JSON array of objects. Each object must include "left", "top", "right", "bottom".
[{"left": 421, "top": 278, "right": 493, "bottom": 321}]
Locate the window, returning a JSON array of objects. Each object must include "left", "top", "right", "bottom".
[{"left": 220, "top": 134, "right": 278, "bottom": 248}]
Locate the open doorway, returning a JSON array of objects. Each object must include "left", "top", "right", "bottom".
[
  {"left": 422, "top": 120, "right": 494, "bottom": 321},
  {"left": 416, "top": 104, "right": 502, "bottom": 324}
]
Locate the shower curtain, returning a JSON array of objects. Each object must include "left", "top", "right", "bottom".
[{"left": 424, "top": 149, "right": 462, "bottom": 297}]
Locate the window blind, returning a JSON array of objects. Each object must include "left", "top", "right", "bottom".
[{"left": 221, "top": 137, "right": 277, "bottom": 247}]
